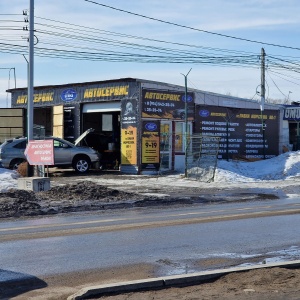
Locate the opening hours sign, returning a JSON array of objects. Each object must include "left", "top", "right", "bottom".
[{"left": 25, "top": 140, "right": 54, "bottom": 165}]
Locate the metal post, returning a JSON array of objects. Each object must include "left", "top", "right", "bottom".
[
  {"left": 226, "top": 121, "right": 229, "bottom": 161},
  {"left": 28, "top": 0, "right": 34, "bottom": 141},
  {"left": 26, "top": 0, "right": 34, "bottom": 177},
  {"left": 11, "top": 67, "right": 16, "bottom": 89},
  {"left": 260, "top": 48, "right": 265, "bottom": 159},
  {"left": 181, "top": 68, "right": 192, "bottom": 178}
]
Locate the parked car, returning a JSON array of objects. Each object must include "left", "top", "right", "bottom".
[{"left": 0, "top": 129, "right": 101, "bottom": 173}]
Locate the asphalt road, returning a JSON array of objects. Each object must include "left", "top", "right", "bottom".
[{"left": 1, "top": 197, "right": 300, "bottom": 299}]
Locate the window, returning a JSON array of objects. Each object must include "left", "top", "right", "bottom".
[
  {"left": 175, "top": 123, "right": 184, "bottom": 152},
  {"left": 53, "top": 140, "right": 67, "bottom": 148},
  {"left": 13, "top": 140, "right": 27, "bottom": 149},
  {"left": 102, "top": 114, "right": 113, "bottom": 131}
]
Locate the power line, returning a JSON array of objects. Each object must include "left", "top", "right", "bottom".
[
  {"left": 266, "top": 69, "right": 288, "bottom": 98},
  {"left": 1, "top": 14, "right": 300, "bottom": 77},
  {"left": 83, "top": 0, "right": 300, "bottom": 51},
  {"left": 34, "top": 17, "right": 259, "bottom": 57}
]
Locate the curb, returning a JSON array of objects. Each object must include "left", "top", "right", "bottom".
[{"left": 67, "top": 259, "right": 300, "bottom": 300}]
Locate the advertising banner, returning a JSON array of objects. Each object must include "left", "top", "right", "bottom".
[
  {"left": 142, "top": 89, "right": 194, "bottom": 120},
  {"left": 141, "top": 120, "right": 160, "bottom": 170},
  {"left": 11, "top": 82, "right": 138, "bottom": 108},
  {"left": 195, "top": 105, "right": 279, "bottom": 159},
  {"left": 121, "top": 99, "right": 138, "bottom": 165},
  {"left": 283, "top": 106, "right": 300, "bottom": 121}
]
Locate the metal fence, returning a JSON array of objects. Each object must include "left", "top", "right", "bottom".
[
  {"left": 158, "top": 133, "right": 220, "bottom": 181},
  {"left": 185, "top": 135, "right": 220, "bottom": 182}
]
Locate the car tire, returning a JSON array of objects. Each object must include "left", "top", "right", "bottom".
[
  {"left": 10, "top": 159, "right": 26, "bottom": 170},
  {"left": 73, "top": 157, "right": 90, "bottom": 173}
]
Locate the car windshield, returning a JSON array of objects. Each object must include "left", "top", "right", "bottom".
[{"left": 0, "top": 140, "right": 12, "bottom": 149}]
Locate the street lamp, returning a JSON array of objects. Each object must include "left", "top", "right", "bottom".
[
  {"left": 181, "top": 68, "right": 192, "bottom": 178},
  {"left": 260, "top": 90, "right": 266, "bottom": 159},
  {"left": 286, "top": 91, "right": 292, "bottom": 104},
  {"left": 0, "top": 67, "right": 16, "bottom": 107}
]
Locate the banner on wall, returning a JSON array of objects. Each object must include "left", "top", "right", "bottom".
[
  {"left": 142, "top": 89, "right": 194, "bottom": 120},
  {"left": 141, "top": 120, "right": 160, "bottom": 170},
  {"left": 11, "top": 82, "right": 137, "bottom": 108},
  {"left": 195, "top": 105, "right": 279, "bottom": 159},
  {"left": 121, "top": 99, "right": 138, "bottom": 165},
  {"left": 283, "top": 105, "right": 300, "bottom": 121}
]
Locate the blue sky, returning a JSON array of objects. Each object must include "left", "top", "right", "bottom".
[{"left": 0, "top": 0, "right": 300, "bottom": 107}]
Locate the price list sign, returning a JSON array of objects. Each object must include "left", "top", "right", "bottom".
[
  {"left": 195, "top": 105, "right": 279, "bottom": 159},
  {"left": 142, "top": 120, "right": 160, "bottom": 170}
]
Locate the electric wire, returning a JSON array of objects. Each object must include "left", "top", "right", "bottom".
[
  {"left": 1, "top": 12, "right": 300, "bottom": 102},
  {"left": 83, "top": 0, "right": 300, "bottom": 51}
]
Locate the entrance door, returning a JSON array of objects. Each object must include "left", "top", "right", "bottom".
[{"left": 160, "top": 121, "right": 172, "bottom": 170}]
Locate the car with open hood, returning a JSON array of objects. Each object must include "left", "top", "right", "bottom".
[{"left": 0, "top": 128, "right": 101, "bottom": 173}]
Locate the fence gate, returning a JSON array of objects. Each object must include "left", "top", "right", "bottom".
[{"left": 186, "top": 135, "right": 220, "bottom": 182}]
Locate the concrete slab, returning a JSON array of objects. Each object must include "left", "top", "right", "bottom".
[
  {"left": 17, "top": 177, "right": 50, "bottom": 192},
  {"left": 68, "top": 260, "right": 300, "bottom": 300}
]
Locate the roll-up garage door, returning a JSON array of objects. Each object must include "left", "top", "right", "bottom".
[{"left": 83, "top": 102, "right": 121, "bottom": 113}]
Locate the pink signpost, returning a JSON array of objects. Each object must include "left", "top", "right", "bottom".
[{"left": 24, "top": 139, "right": 54, "bottom": 166}]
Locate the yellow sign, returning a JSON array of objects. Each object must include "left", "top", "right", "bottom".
[
  {"left": 121, "top": 126, "right": 137, "bottom": 165},
  {"left": 16, "top": 93, "right": 54, "bottom": 104},
  {"left": 144, "top": 92, "right": 180, "bottom": 101},
  {"left": 142, "top": 135, "right": 159, "bottom": 164},
  {"left": 84, "top": 86, "right": 129, "bottom": 99}
]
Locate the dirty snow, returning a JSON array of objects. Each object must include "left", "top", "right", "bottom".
[
  {"left": 1, "top": 151, "right": 300, "bottom": 192},
  {"left": 0, "top": 168, "right": 20, "bottom": 192}
]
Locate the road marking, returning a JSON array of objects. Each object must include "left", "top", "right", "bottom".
[
  {"left": 0, "top": 203, "right": 298, "bottom": 233},
  {"left": 0, "top": 205, "right": 273, "bottom": 232},
  {"left": 1, "top": 208, "right": 300, "bottom": 242}
]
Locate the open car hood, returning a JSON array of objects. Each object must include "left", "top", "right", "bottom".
[{"left": 74, "top": 128, "right": 94, "bottom": 146}]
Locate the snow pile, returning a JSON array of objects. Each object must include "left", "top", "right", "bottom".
[
  {"left": 0, "top": 168, "right": 20, "bottom": 192},
  {"left": 1, "top": 151, "right": 300, "bottom": 192},
  {"left": 216, "top": 151, "right": 300, "bottom": 182}
]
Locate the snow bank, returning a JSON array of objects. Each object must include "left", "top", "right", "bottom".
[{"left": 1, "top": 151, "right": 300, "bottom": 191}]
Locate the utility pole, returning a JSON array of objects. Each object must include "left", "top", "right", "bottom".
[
  {"left": 28, "top": 0, "right": 34, "bottom": 141},
  {"left": 181, "top": 68, "right": 192, "bottom": 178},
  {"left": 260, "top": 48, "right": 266, "bottom": 159}
]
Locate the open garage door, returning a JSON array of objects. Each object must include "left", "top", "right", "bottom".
[
  {"left": 82, "top": 102, "right": 121, "bottom": 170},
  {"left": 82, "top": 102, "right": 121, "bottom": 113}
]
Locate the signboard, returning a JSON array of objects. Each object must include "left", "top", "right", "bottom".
[
  {"left": 121, "top": 99, "right": 138, "bottom": 165},
  {"left": 24, "top": 140, "right": 54, "bottom": 165},
  {"left": 142, "top": 120, "right": 160, "bottom": 170},
  {"left": 11, "top": 82, "right": 138, "bottom": 108},
  {"left": 142, "top": 89, "right": 194, "bottom": 120},
  {"left": 283, "top": 106, "right": 300, "bottom": 121},
  {"left": 195, "top": 105, "right": 279, "bottom": 159}
]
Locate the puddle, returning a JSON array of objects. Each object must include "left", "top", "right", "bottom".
[{"left": 155, "top": 246, "right": 300, "bottom": 277}]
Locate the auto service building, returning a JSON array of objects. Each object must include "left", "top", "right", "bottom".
[{"left": 7, "top": 77, "right": 287, "bottom": 174}]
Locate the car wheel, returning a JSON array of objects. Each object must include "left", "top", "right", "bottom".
[
  {"left": 10, "top": 159, "right": 26, "bottom": 170},
  {"left": 73, "top": 157, "right": 90, "bottom": 173}
]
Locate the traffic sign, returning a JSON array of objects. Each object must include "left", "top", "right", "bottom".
[{"left": 24, "top": 140, "right": 54, "bottom": 165}]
